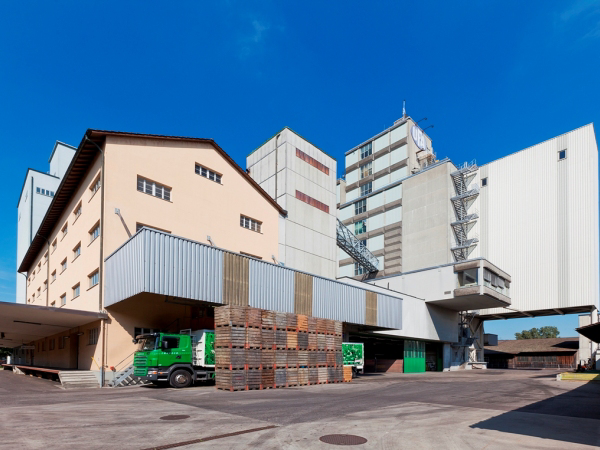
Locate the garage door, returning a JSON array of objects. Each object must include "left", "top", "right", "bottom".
[{"left": 404, "top": 340, "right": 425, "bottom": 373}]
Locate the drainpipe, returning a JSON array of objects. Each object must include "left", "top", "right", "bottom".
[{"left": 84, "top": 135, "right": 106, "bottom": 387}]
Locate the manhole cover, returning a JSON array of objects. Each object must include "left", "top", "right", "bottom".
[
  {"left": 160, "top": 415, "right": 190, "bottom": 421},
  {"left": 319, "top": 434, "right": 367, "bottom": 445}
]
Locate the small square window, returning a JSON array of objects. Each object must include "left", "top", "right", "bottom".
[
  {"left": 558, "top": 149, "right": 566, "bottom": 160},
  {"left": 481, "top": 177, "right": 487, "bottom": 187}
]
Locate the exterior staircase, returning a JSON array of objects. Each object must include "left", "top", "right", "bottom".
[
  {"left": 109, "top": 365, "right": 150, "bottom": 387},
  {"left": 58, "top": 371, "right": 100, "bottom": 389},
  {"left": 450, "top": 161, "right": 480, "bottom": 261},
  {"left": 336, "top": 219, "right": 379, "bottom": 274}
]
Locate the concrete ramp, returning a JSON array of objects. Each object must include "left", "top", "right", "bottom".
[{"left": 58, "top": 371, "right": 99, "bottom": 389}]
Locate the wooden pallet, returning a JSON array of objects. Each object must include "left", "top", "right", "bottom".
[{"left": 215, "top": 347, "right": 246, "bottom": 367}]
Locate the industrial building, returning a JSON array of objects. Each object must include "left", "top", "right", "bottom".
[{"left": 4, "top": 117, "right": 599, "bottom": 386}]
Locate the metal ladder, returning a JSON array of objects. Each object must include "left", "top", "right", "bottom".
[
  {"left": 336, "top": 219, "right": 379, "bottom": 274},
  {"left": 450, "top": 161, "right": 480, "bottom": 261}
]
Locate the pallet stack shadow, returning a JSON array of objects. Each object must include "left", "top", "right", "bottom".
[{"left": 215, "top": 305, "right": 344, "bottom": 391}]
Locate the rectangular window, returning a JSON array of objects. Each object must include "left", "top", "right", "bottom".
[
  {"left": 134, "top": 327, "right": 159, "bottom": 339},
  {"left": 137, "top": 176, "right": 171, "bottom": 201},
  {"left": 73, "top": 243, "right": 81, "bottom": 259},
  {"left": 355, "top": 219, "right": 367, "bottom": 235},
  {"left": 49, "top": 339, "right": 55, "bottom": 351},
  {"left": 89, "top": 222, "right": 100, "bottom": 242},
  {"left": 360, "top": 162, "right": 372, "bottom": 179},
  {"left": 37, "top": 287, "right": 41, "bottom": 297},
  {"left": 360, "top": 142, "right": 372, "bottom": 160},
  {"left": 72, "top": 283, "right": 80, "bottom": 299},
  {"left": 43, "top": 280, "right": 47, "bottom": 291},
  {"left": 61, "top": 258, "right": 67, "bottom": 273},
  {"left": 73, "top": 202, "right": 82, "bottom": 219},
  {"left": 355, "top": 199, "right": 367, "bottom": 215},
  {"left": 51, "top": 301, "right": 55, "bottom": 307},
  {"left": 58, "top": 336, "right": 65, "bottom": 349},
  {"left": 52, "top": 239, "right": 57, "bottom": 253},
  {"left": 360, "top": 182, "right": 372, "bottom": 197},
  {"left": 558, "top": 149, "right": 566, "bottom": 160},
  {"left": 195, "top": 164, "right": 222, "bottom": 184},
  {"left": 295, "top": 190, "right": 330, "bottom": 213},
  {"left": 41, "top": 341, "right": 45, "bottom": 352},
  {"left": 240, "top": 215, "right": 262, "bottom": 233},
  {"left": 60, "top": 294, "right": 66, "bottom": 306},
  {"left": 37, "top": 262, "right": 41, "bottom": 273},
  {"left": 88, "top": 328, "right": 99, "bottom": 345},
  {"left": 89, "top": 270, "right": 99, "bottom": 288},
  {"left": 90, "top": 175, "right": 101, "bottom": 194},
  {"left": 162, "top": 336, "right": 180, "bottom": 349},
  {"left": 296, "top": 148, "right": 330, "bottom": 175},
  {"left": 481, "top": 177, "right": 488, "bottom": 187},
  {"left": 62, "top": 222, "right": 68, "bottom": 238},
  {"left": 44, "top": 252, "right": 48, "bottom": 264},
  {"left": 51, "top": 270, "right": 56, "bottom": 282},
  {"left": 359, "top": 239, "right": 367, "bottom": 248},
  {"left": 354, "top": 263, "right": 365, "bottom": 276}
]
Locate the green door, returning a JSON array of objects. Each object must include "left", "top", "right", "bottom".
[{"left": 404, "top": 340, "right": 425, "bottom": 373}]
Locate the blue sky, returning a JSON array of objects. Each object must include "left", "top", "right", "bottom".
[{"left": 1, "top": 1, "right": 598, "bottom": 339}]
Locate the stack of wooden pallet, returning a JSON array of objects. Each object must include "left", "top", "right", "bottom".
[{"left": 215, "top": 305, "right": 346, "bottom": 391}]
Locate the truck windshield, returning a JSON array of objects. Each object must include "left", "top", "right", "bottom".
[{"left": 137, "top": 336, "right": 158, "bottom": 352}]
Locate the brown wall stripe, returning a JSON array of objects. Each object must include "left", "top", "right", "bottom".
[
  {"left": 223, "top": 253, "right": 249, "bottom": 307},
  {"left": 294, "top": 272, "right": 313, "bottom": 316},
  {"left": 366, "top": 291, "right": 377, "bottom": 326}
]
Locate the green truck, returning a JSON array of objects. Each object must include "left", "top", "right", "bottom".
[
  {"left": 133, "top": 329, "right": 215, "bottom": 388},
  {"left": 343, "top": 342, "right": 364, "bottom": 375}
]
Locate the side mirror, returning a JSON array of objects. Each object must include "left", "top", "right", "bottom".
[{"left": 161, "top": 341, "right": 168, "bottom": 350}]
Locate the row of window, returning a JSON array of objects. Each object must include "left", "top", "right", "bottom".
[
  {"left": 195, "top": 164, "right": 222, "bottom": 183},
  {"left": 137, "top": 176, "right": 171, "bottom": 201},
  {"left": 296, "top": 148, "right": 330, "bottom": 175},
  {"left": 36, "top": 187, "right": 55, "bottom": 197},
  {"left": 35, "top": 327, "right": 99, "bottom": 352},
  {"left": 30, "top": 269, "right": 99, "bottom": 305},
  {"left": 295, "top": 190, "right": 330, "bottom": 214},
  {"left": 360, "top": 142, "right": 372, "bottom": 160},
  {"left": 360, "top": 161, "right": 372, "bottom": 179}
]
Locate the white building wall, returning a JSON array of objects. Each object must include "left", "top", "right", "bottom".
[
  {"left": 48, "top": 142, "right": 76, "bottom": 178},
  {"left": 479, "top": 124, "right": 599, "bottom": 315},
  {"left": 248, "top": 127, "right": 338, "bottom": 279}
]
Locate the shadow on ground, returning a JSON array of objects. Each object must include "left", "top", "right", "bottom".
[{"left": 472, "top": 382, "right": 600, "bottom": 447}]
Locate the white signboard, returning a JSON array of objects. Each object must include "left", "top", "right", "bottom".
[{"left": 411, "top": 125, "right": 427, "bottom": 151}]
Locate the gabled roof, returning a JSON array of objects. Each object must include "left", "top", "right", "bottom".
[
  {"left": 18, "top": 129, "right": 287, "bottom": 272},
  {"left": 484, "top": 338, "right": 579, "bottom": 355}
]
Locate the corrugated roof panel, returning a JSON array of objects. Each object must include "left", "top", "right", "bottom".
[
  {"left": 249, "top": 259, "right": 295, "bottom": 313},
  {"left": 377, "top": 294, "right": 402, "bottom": 329}
]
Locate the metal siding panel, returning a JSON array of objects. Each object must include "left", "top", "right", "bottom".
[
  {"left": 480, "top": 124, "right": 599, "bottom": 315},
  {"left": 312, "top": 277, "right": 366, "bottom": 324},
  {"left": 248, "top": 259, "right": 295, "bottom": 313},
  {"left": 377, "top": 294, "right": 402, "bottom": 329}
]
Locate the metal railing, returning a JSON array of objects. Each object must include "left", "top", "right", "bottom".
[{"left": 336, "top": 219, "right": 379, "bottom": 273}]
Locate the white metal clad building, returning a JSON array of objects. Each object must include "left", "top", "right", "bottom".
[{"left": 479, "top": 124, "right": 599, "bottom": 317}]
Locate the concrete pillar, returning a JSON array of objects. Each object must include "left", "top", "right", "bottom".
[{"left": 442, "top": 343, "right": 451, "bottom": 371}]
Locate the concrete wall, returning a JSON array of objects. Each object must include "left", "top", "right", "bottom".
[
  {"left": 247, "top": 128, "right": 337, "bottom": 278},
  {"left": 49, "top": 142, "right": 76, "bottom": 179},
  {"left": 339, "top": 277, "right": 458, "bottom": 343},
  {"left": 401, "top": 162, "right": 454, "bottom": 272}
]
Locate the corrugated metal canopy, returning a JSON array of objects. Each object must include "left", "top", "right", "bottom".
[{"left": 0, "top": 301, "right": 108, "bottom": 348}]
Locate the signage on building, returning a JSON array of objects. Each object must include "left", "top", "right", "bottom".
[{"left": 411, "top": 125, "right": 427, "bottom": 151}]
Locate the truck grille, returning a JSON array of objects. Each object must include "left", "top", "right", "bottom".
[
  {"left": 134, "top": 367, "right": 148, "bottom": 377},
  {"left": 134, "top": 354, "right": 147, "bottom": 366}
]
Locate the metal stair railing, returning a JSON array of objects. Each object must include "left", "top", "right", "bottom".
[{"left": 336, "top": 219, "right": 379, "bottom": 273}]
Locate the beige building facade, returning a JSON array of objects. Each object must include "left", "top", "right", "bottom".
[{"left": 18, "top": 130, "right": 285, "bottom": 372}]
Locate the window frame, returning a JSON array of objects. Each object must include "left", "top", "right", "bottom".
[
  {"left": 355, "top": 219, "right": 367, "bottom": 235},
  {"left": 355, "top": 199, "right": 367, "bottom": 215},
  {"left": 137, "top": 176, "right": 172, "bottom": 202},
  {"left": 558, "top": 149, "right": 567, "bottom": 161},
  {"left": 88, "top": 327, "right": 99, "bottom": 345},
  {"left": 360, "top": 142, "right": 372, "bottom": 160},
  {"left": 89, "top": 270, "right": 99, "bottom": 288},
  {"left": 61, "top": 258, "right": 67, "bottom": 273},
  {"left": 360, "top": 162, "right": 372, "bottom": 179},
  {"left": 73, "top": 242, "right": 81, "bottom": 260},
  {"left": 72, "top": 283, "right": 80, "bottom": 299},
  {"left": 360, "top": 182, "right": 372, "bottom": 197},
  {"left": 195, "top": 164, "right": 222, "bottom": 184},
  {"left": 240, "top": 215, "right": 262, "bottom": 233},
  {"left": 60, "top": 293, "right": 66, "bottom": 306},
  {"left": 89, "top": 222, "right": 100, "bottom": 243}
]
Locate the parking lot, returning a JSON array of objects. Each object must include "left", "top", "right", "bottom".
[{"left": 0, "top": 368, "right": 599, "bottom": 449}]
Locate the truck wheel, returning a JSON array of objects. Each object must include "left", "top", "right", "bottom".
[{"left": 169, "top": 370, "right": 192, "bottom": 388}]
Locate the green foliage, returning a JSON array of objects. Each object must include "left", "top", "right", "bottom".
[{"left": 515, "top": 326, "right": 560, "bottom": 340}]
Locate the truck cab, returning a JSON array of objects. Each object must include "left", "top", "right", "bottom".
[{"left": 133, "top": 330, "right": 214, "bottom": 388}]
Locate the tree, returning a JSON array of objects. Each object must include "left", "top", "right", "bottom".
[{"left": 515, "top": 326, "right": 560, "bottom": 340}]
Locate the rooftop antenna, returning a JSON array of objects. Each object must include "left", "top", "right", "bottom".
[{"left": 402, "top": 100, "right": 406, "bottom": 118}]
